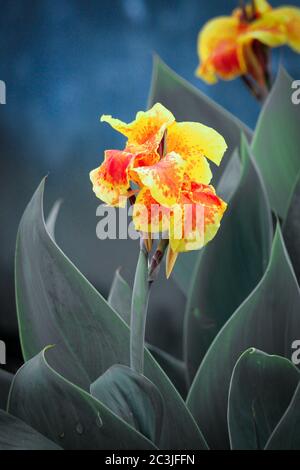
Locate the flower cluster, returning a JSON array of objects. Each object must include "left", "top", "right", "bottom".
[
  {"left": 196, "top": 0, "right": 300, "bottom": 87},
  {"left": 90, "top": 103, "right": 227, "bottom": 257}
]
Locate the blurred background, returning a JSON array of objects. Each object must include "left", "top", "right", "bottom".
[{"left": 0, "top": 0, "right": 299, "bottom": 371}]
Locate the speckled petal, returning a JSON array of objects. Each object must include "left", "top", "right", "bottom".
[
  {"left": 132, "top": 188, "right": 170, "bottom": 233},
  {"left": 101, "top": 103, "right": 175, "bottom": 149},
  {"left": 167, "top": 121, "right": 227, "bottom": 167},
  {"left": 169, "top": 183, "right": 227, "bottom": 253},
  {"left": 132, "top": 152, "right": 186, "bottom": 207},
  {"left": 89, "top": 150, "right": 134, "bottom": 207}
]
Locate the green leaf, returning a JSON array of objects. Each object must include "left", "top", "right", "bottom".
[
  {"left": 265, "top": 382, "right": 300, "bottom": 449},
  {"left": 252, "top": 68, "right": 300, "bottom": 219},
  {"left": 108, "top": 269, "right": 131, "bottom": 324},
  {"left": 148, "top": 56, "right": 251, "bottom": 295},
  {"left": 0, "top": 410, "right": 61, "bottom": 450},
  {"left": 15, "top": 178, "right": 207, "bottom": 450},
  {"left": 283, "top": 172, "right": 300, "bottom": 285},
  {"left": 228, "top": 349, "right": 300, "bottom": 450},
  {"left": 217, "top": 150, "right": 242, "bottom": 202},
  {"left": 187, "top": 226, "right": 300, "bottom": 450},
  {"left": 8, "top": 348, "right": 156, "bottom": 450},
  {"left": 0, "top": 369, "right": 13, "bottom": 410},
  {"left": 147, "top": 345, "right": 187, "bottom": 399},
  {"left": 16, "top": 179, "right": 130, "bottom": 390},
  {"left": 46, "top": 199, "right": 62, "bottom": 241},
  {"left": 184, "top": 136, "right": 272, "bottom": 382},
  {"left": 91, "top": 365, "right": 164, "bottom": 445}
]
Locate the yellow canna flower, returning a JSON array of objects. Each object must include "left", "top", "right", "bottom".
[
  {"left": 90, "top": 103, "right": 226, "bottom": 206},
  {"left": 90, "top": 103, "right": 227, "bottom": 273},
  {"left": 196, "top": 0, "right": 300, "bottom": 88}
]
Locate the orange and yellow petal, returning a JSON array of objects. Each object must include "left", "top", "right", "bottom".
[
  {"left": 254, "top": 0, "right": 272, "bottom": 16},
  {"left": 266, "top": 7, "right": 300, "bottom": 52},
  {"left": 169, "top": 184, "right": 227, "bottom": 253},
  {"left": 132, "top": 151, "right": 186, "bottom": 207},
  {"left": 101, "top": 103, "right": 175, "bottom": 150},
  {"left": 239, "top": 6, "right": 300, "bottom": 52},
  {"left": 183, "top": 154, "right": 213, "bottom": 185},
  {"left": 196, "top": 16, "right": 247, "bottom": 83},
  {"left": 89, "top": 150, "right": 133, "bottom": 207},
  {"left": 132, "top": 188, "right": 170, "bottom": 234},
  {"left": 239, "top": 16, "right": 287, "bottom": 48},
  {"left": 167, "top": 121, "right": 227, "bottom": 167}
]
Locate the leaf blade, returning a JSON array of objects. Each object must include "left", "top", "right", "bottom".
[
  {"left": 184, "top": 136, "right": 272, "bottom": 382},
  {"left": 15, "top": 178, "right": 207, "bottom": 450},
  {"left": 187, "top": 226, "right": 300, "bottom": 449},
  {"left": 228, "top": 348, "right": 300, "bottom": 450}
]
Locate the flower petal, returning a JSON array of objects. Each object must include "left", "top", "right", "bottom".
[
  {"left": 89, "top": 150, "right": 133, "bottom": 207},
  {"left": 132, "top": 188, "right": 170, "bottom": 234},
  {"left": 239, "top": 16, "right": 287, "bottom": 47},
  {"left": 267, "top": 7, "right": 300, "bottom": 52},
  {"left": 167, "top": 121, "right": 227, "bottom": 167},
  {"left": 101, "top": 103, "right": 175, "bottom": 149},
  {"left": 254, "top": 0, "right": 272, "bottom": 16},
  {"left": 183, "top": 154, "right": 213, "bottom": 185},
  {"left": 169, "top": 184, "right": 227, "bottom": 253},
  {"left": 240, "top": 6, "right": 300, "bottom": 51},
  {"left": 132, "top": 152, "right": 186, "bottom": 207},
  {"left": 196, "top": 16, "right": 247, "bottom": 83}
]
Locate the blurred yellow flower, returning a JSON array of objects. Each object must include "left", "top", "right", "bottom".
[
  {"left": 90, "top": 103, "right": 227, "bottom": 274},
  {"left": 196, "top": 0, "right": 300, "bottom": 87}
]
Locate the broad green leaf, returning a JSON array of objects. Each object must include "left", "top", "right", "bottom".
[
  {"left": 187, "top": 226, "right": 300, "bottom": 450},
  {"left": 252, "top": 68, "right": 300, "bottom": 219},
  {"left": 0, "top": 410, "right": 61, "bottom": 450},
  {"left": 147, "top": 345, "right": 187, "bottom": 399},
  {"left": 148, "top": 56, "right": 251, "bottom": 295},
  {"left": 228, "top": 349, "right": 300, "bottom": 450},
  {"left": 91, "top": 365, "right": 164, "bottom": 445},
  {"left": 8, "top": 348, "right": 156, "bottom": 450},
  {"left": 15, "top": 179, "right": 207, "bottom": 450},
  {"left": 16, "top": 179, "right": 129, "bottom": 390},
  {"left": 265, "top": 382, "right": 300, "bottom": 449},
  {"left": 108, "top": 269, "right": 131, "bottom": 324},
  {"left": 0, "top": 369, "right": 13, "bottom": 410},
  {"left": 46, "top": 199, "right": 62, "bottom": 241},
  {"left": 217, "top": 150, "right": 242, "bottom": 202},
  {"left": 184, "top": 136, "right": 272, "bottom": 382},
  {"left": 283, "top": 172, "right": 300, "bottom": 286}
]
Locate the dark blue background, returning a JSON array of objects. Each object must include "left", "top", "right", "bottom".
[{"left": 0, "top": 0, "right": 299, "bottom": 367}]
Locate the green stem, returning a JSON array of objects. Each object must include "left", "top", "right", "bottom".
[
  {"left": 130, "top": 239, "right": 168, "bottom": 374},
  {"left": 130, "top": 243, "right": 151, "bottom": 374}
]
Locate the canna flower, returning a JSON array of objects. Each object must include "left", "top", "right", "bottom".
[
  {"left": 90, "top": 103, "right": 227, "bottom": 274},
  {"left": 196, "top": 0, "right": 300, "bottom": 89}
]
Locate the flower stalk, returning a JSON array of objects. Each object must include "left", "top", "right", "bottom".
[
  {"left": 130, "top": 238, "right": 151, "bottom": 374},
  {"left": 130, "top": 238, "right": 169, "bottom": 374}
]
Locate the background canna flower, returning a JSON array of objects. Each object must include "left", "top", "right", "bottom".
[
  {"left": 90, "top": 103, "right": 227, "bottom": 274},
  {"left": 196, "top": 0, "right": 300, "bottom": 97}
]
